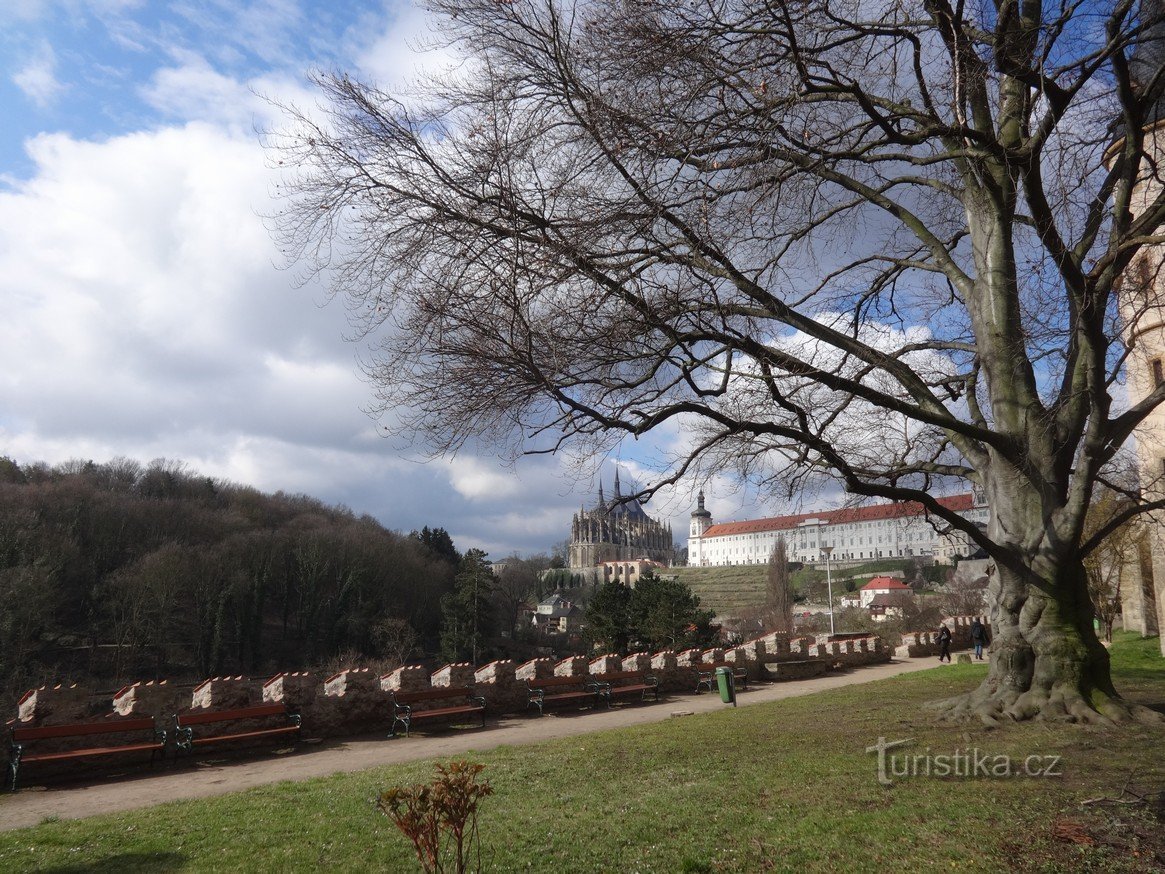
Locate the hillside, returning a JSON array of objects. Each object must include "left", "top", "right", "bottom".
[
  {"left": 669, "top": 565, "right": 769, "bottom": 615},
  {"left": 673, "top": 558, "right": 922, "bottom": 616},
  {"left": 0, "top": 457, "right": 457, "bottom": 701}
]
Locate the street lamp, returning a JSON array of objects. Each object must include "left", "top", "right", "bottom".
[{"left": 821, "top": 545, "right": 835, "bottom": 636}]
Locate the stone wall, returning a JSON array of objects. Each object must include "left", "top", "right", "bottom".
[
  {"left": 895, "top": 616, "right": 990, "bottom": 658},
  {"left": 8, "top": 627, "right": 897, "bottom": 743}
]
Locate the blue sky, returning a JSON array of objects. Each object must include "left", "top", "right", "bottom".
[{"left": 0, "top": 0, "right": 785, "bottom": 556}]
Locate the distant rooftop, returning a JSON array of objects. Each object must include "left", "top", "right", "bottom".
[{"left": 699, "top": 493, "right": 976, "bottom": 538}]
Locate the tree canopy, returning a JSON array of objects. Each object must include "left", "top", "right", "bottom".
[
  {"left": 272, "top": 0, "right": 1165, "bottom": 723},
  {"left": 0, "top": 456, "right": 455, "bottom": 700}
]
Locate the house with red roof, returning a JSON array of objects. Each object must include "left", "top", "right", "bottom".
[{"left": 860, "top": 576, "right": 914, "bottom": 608}]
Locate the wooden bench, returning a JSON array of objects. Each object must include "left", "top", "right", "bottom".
[
  {"left": 174, "top": 702, "right": 300, "bottom": 753},
  {"left": 692, "top": 663, "right": 748, "bottom": 694},
  {"left": 590, "top": 671, "right": 660, "bottom": 707},
  {"left": 526, "top": 676, "right": 603, "bottom": 715},
  {"left": 389, "top": 687, "right": 486, "bottom": 738},
  {"left": 6, "top": 717, "right": 166, "bottom": 791}
]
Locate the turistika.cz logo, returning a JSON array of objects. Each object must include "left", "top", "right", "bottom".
[{"left": 866, "top": 737, "right": 1063, "bottom": 786}]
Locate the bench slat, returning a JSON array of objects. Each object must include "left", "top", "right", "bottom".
[
  {"left": 188, "top": 726, "right": 301, "bottom": 746},
  {"left": 176, "top": 704, "right": 289, "bottom": 726},
  {"left": 11, "top": 718, "right": 157, "bottom": 742},
  {"left": 408, "top": 705, "right": 485, "bottom": 721},
  {"left": 21, "top": 741, "right": 164, "bottom": 764}
]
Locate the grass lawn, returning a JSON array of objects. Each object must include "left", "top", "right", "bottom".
[{"left": 1, "top": 634, "right": 1162, "bottom": 872}]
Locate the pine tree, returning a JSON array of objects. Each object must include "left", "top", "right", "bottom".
[
  {"left": 439, "top": 549, "right": 495, "bottom": 664},
  {"left": 766, "top": 537, "right": 794, "bottom": 634}
]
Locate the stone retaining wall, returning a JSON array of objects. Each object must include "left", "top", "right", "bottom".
[
  {"left": 10, "top": 630, "right": 893, "bottom": 738},
  {"left": 895, "top": 616, "right": 990, "bottom": 658}
]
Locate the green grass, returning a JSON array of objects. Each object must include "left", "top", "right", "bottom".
[
  {"left": 671, "top": 565, "right": 769, "bottom": 615},
  {"left": 1, "top": 637, "right": 1162, "bottom": 872},
  {"left": 672, "top": 559, "right": 919, "bottom": 615}
]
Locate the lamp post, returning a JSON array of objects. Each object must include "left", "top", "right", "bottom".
[{"left": 821, "top": 545, "right": 835, "bottom": 636}]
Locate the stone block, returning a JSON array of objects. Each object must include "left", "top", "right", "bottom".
[
  {"left": 763, "top": 659, "right": 829, "bottom": 681},
  {"left": 957, "top": 654, "right": 973, "bottom": 664},
  {"left": 191, "top": 676, "right": 254, "bottom": 710},
  {"left": 474, "top": 660, "right": 516, "bottom": 685},
  {"left": 432, "top": 663, "right": 476, "bottom": 688},
  {"left": 554, "top": 656, "right": 589, "bottom": 677},
  {"left": 622, "top": 652, "right": 651, "bottom": 672},
  {"left": 382, "top": 665, "right": 430, "bottom": 692},
  {"left": 650, "top": 651, "right": 677, "bottom": 672},
  {"left": 324, "top": 668, "right": 379, "bottom": 698},
  {"left": 516, "top": 658, "right": 555, "bottom": 681},
  {"left": 675, "top": 649, "right": 702, "bottom": 667},
  {"left": 16, "top": 684, "right": 91, "bottom": 725},
  {"left": 738, "top": 639, "right": 767, "bottom": 662},
  {"left": 589, "top": 654, "right": 622, "bottom": 674},
  {"left": 474, "top": 660, "right": 526, "bottom": 712},
  {"left": 112, "top": 681, "right": 177, "bottom": 718},
  {"left": 262, "top": 672, "right": 317, "bottom": 709},
  {"left": 701, "top": 647, "right": 726, "bottom": 665}
]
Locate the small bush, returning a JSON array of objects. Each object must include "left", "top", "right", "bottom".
[{"left": 377, "top": 760, "right": 493, "bottom": 873}]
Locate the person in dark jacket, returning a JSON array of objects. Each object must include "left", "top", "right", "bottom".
[
  {"left": 937, "top": 623, "right": 952, "bottom": 662},
  {"left": 970, "top": 618, "right": 988, "bottom": 660}
]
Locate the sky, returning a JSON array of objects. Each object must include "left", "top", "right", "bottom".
[{"left": 0, "top": 0, "right": 792, "bottom": 557}]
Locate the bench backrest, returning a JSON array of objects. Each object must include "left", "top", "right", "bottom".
[
  {"left": 10, "top": 717, "right": 156, "bottom": 743},
  {"left": 526, "top": 676, "right": 590, "bottom": 690},
  {"left": 392, "top": 687, "right": 476, "bottom": 705},
  {"left": 176, "top": 703, "right": 288, "bottom": 727},
  {"left": 591, "top": 671, "right": 646, "bottom": 684}
]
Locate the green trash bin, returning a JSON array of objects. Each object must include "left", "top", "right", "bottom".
[{"left": 715, "top": 666, "right": 737, "bottom": 707}]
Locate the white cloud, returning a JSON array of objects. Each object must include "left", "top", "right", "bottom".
[
  {"left": 356, "top": 0, "right": 458, "bottom": 88},
  {"left": 445, "top": 456, "right": 524, "bottom": 501},
  {"left": 13, "top": 41, "right": 64, "bottom": 107}
]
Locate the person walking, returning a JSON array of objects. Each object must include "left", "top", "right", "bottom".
[
  {"left": 970, "top": 618, "right": 988, "bottom": 660},
  {"left": 937, "top": 623, "right": 952, "bottom": 663}
]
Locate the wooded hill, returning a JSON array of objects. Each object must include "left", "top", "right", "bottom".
[{"left": 0, "top": 457, "right": 456, "bottom": 702}]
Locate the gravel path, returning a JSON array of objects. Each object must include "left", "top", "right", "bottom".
[{"left": 0, "top": 658, "right": 941, "bottom": 832}]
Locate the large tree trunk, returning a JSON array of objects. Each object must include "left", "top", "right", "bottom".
[{"left": 936, "top": 527, "right": 1160, "bottom": 725}]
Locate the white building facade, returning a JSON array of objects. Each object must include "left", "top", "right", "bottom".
[{"left": 688, "top": 491, "right": 989, "bottom": 567}]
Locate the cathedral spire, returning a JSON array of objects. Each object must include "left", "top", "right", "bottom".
[{"left": 614, "top": 465, "right": 622, "bottom": 499}]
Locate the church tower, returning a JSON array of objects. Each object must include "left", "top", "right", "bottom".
[
  {"left": 1109, "top": 6, "right": 1165, "bottom": 649},
  {"left": 688, "top": 490, "right": 714, "bottom": 567}
]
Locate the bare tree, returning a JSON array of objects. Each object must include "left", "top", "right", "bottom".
[
  {"left": 766, "top": 537, "right": 795, "bottom": 633},
  {"left": 271, "top": 0, "right": 1165, "bottom": 724},
  {"left": 1083, "top": 489, "right": 1145, "bottom": 643}
]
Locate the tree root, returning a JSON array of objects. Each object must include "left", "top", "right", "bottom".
[{"left": 925, "top": 684, "right": 1164, "bottom": 726}]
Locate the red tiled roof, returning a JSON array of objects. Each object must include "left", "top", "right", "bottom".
[
  {"left": 868, "top": 593, "right": 915, "bottom": 607},
  {"left": 699, "top": 493, "right": 975, "bottom": 538},
  {"left": 861, "top": 577, "right": 912, "bottom": 591}
]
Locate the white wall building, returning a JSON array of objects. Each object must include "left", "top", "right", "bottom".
[{"left": 687, "top": 491, "right": 988, "bottom": 567}]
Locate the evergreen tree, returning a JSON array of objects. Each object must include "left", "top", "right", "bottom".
[
  {"left": 439, "top": 548, "right": 495, "bottom": 664},
  {"left": 630, "top": 574, "right": 714, "bottom": 651},
  {"left": 583, "top": 581, "right": 632, "bottom": 653},
  {"left": 411, "top": 526, "right": 460, "bottom": 565},
  {"left": 765, "top": 537, "right": 794, "bottom": 633}
]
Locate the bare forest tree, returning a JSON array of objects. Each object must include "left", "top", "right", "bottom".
[
  {"left": 766, "top": 537, "right": 795, "bottom": 633},
  {"left": 1083, "top": 489, "right": 1145, "bottom": 642},
  {"left": 272, "top": 0, "right": 1165, "bottom": 724}
]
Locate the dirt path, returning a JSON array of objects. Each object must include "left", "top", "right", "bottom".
[{"left": 0, "top": 658, "right": 942, "bottom": 832}]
